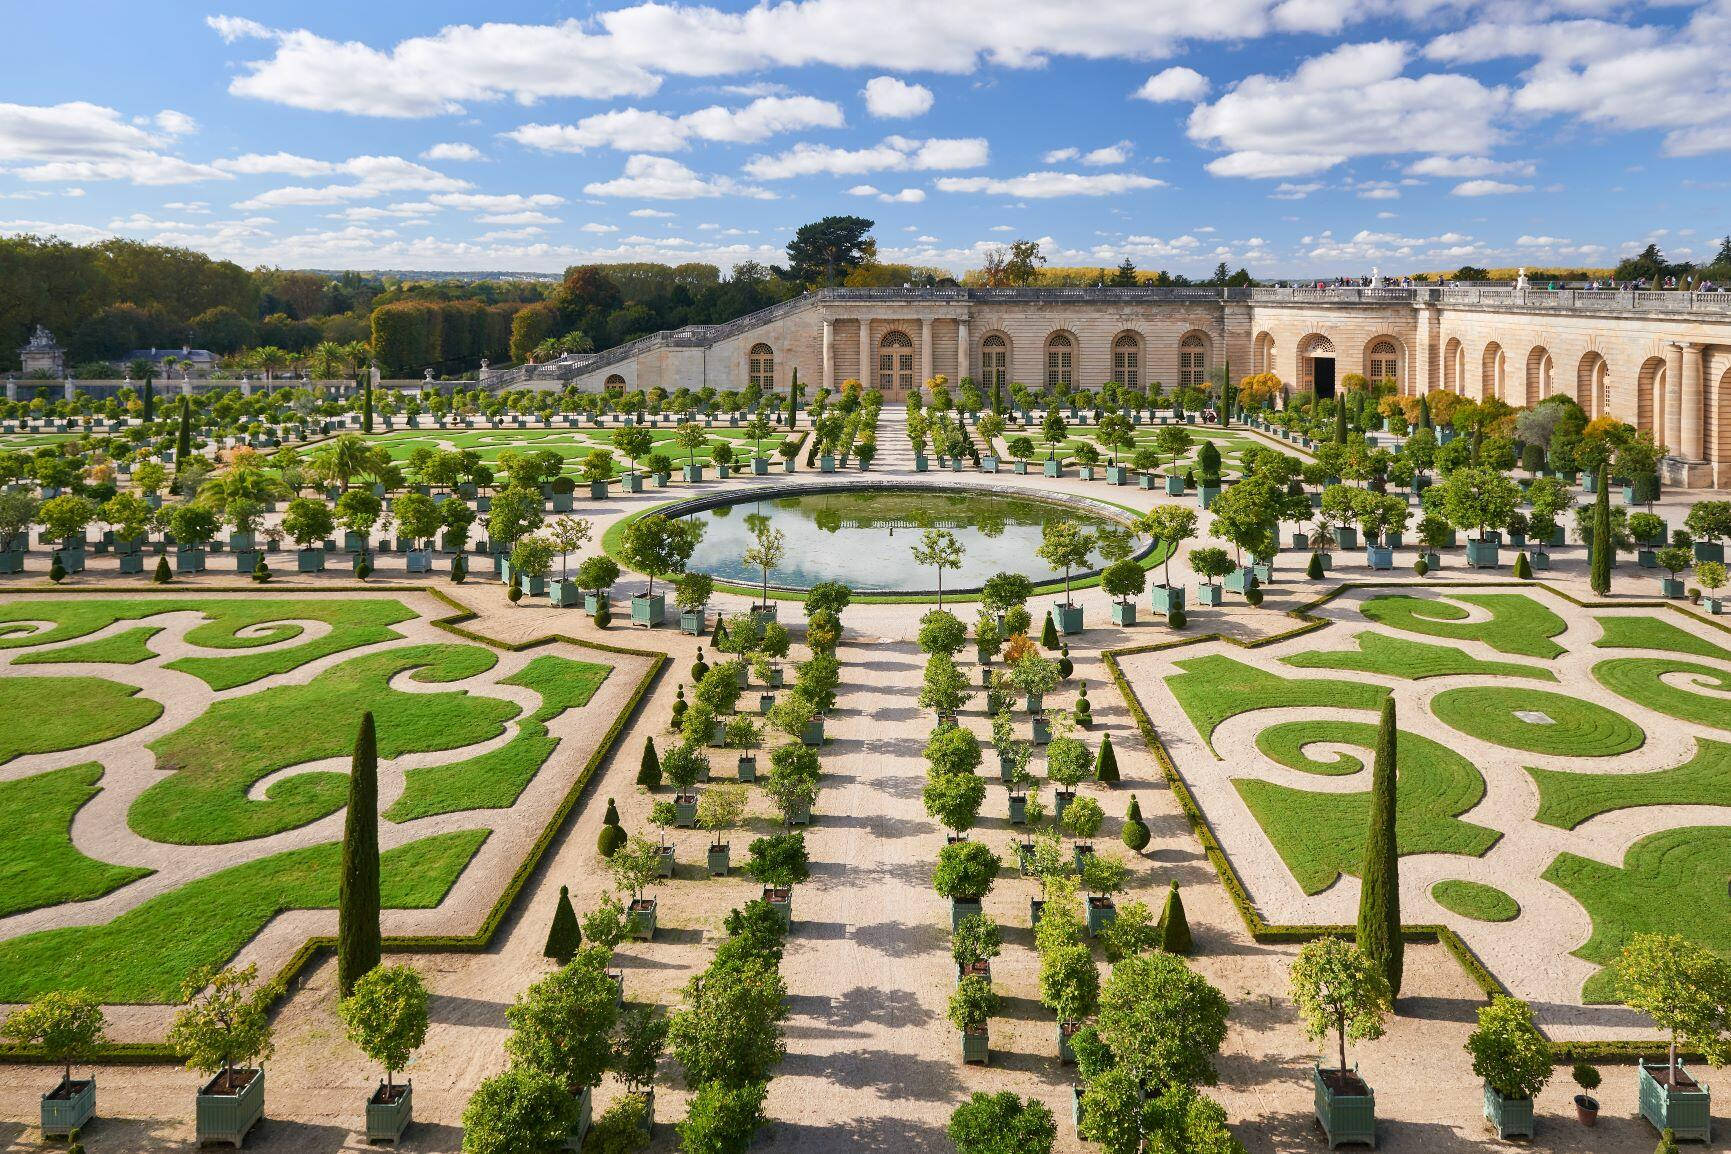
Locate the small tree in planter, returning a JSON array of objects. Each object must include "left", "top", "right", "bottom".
[
  {"left": 609, "top": 837, "right": 665, "bottom": 939},
  {"left": 934, "top": 839, "right": 1001, "bottom": 929},
  {"left": 952, "top": 913, "right": 1003, "bottom": 979},
  {"left": 948, "top": 1091, "right": 1056, "bottom": 1154},
  {"left": 1466, "top": 996, "right": 1552, "bottom": 1139},
  {"left": 912, "top": 527, "right": 965, "bottom": 607},
  {"left": 339, "top": 964, "right": 429, "bottom": 1140},
  {"left": 1040, "top": 942, "right": 1100, "bottom": 1053},
  {"left": 1188, "top": 545, "right": 1234, "bottom": 605},
  {"left": 1655, "top": 545, "right": 1694, "bottom": 598},
  {"left": 505, "top": 950, "right": 619, "bottom": 1142},
  {"left": 1094, "top": 950, "right": 1229, "bottom": 1092},
  {"left": 2, "top": 991, "right": 106, "bottom": 1136},
  {"left": 1097, "top": 898, "right": 1162, "bottom": 963},
  {"left": 607, "top": 1003, "right": 667, "bottom": 1128},
  {"left": 1010, "top": 650, "right": 1062, "bottom": 717},
  {"left": 918, "top": 608, "right": 970, "bottom": 658},
  {"left": 460, "top": 1067, "right": 577, "bottom": 1154},
  {"left": 1615, "top": 931, "right": 1731, "bottom": 1121},
  {"left": 679, "top": 1080, "right": 769, "bottom": 1154},
  {"left": 619, "top": 513, "right": 703, "bottom": 623},
  {"left": 1290, "top": 936, "right": 1391, "bottom": 1145},
  {"left": 742, "top": 517, "right": 786, "bottom": 611},
  {"left": 509, "top": 535, "right": 554, "bottom": 598},
  {"left": 1046, "top": 735, "right": 1092, "bottom": 815},
  {"left": 168, "top": 964, "right": 274, "bottom": 1146},
  {"left": 577, "top": 554, "right": 621, "bottom": 610},
  {"left": 698, "top": 783, "right": 747, "bottom": 876},
  {"left": 675, "top": 570, "right": 714, "bottom": 632},
  {"left": 919, "top": 651, "right": 974, "bottom": 718},
  {"left": 1036, "top": 519, "right": 1096, "bottom": 627},
  {"left": 1697, "top": 560, "right": 1728, "bottom": 613},
  {"left": 949, "top": 974, "right": 1001, "bottom": 1063},
  {"left": 1572, "top": 1062, "right": 1603, "bottom": 1126},
  {"left": 745, "top": 830, "right": 810, "bottom": 924},
  {"left": 924, "top": 766, "right": 988, "bottom": 839}
]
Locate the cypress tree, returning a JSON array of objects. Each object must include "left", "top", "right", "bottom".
[
  {"left": 1159, "top": 881, "right": 1192, "bottom": 954},
  {"left": 638, "top": 737, "right": 663, "bottom": 789},
  {"left": 1334, "top": 396, "right": 1348, "bottom": 444},
  {"left": 142, "top": 375, "right": 155, "bottom": 423},
  {"left": 1417, "top": 394, "right": 1432, "bottom": 430},
  {"left": 176, "top": 396, "right": 192, "bottom": 460},
  {"left": 152, "top": 555, "right": 171, "bottom": 583},
  {"left": 1590, "top": 463, "right": 1613, "bottom": 596},
  {"left": 544, "top": 885, "right": 582, "bottom": 964},
  {"left": 1121, "top": 794, "right": 1149, "bottom": 851},
  {"left": 362, "top": 370, "right": 374, "bottom": 435},
  {"left": 1041, "top": 611, "right": 1060, "bottom": 650},
  {"left": 1357, "top": 696, "right": 1403, "bottom": 998},
  {"left": 338, "top": 711, "right": 382, "bottom": 996},
  {"left": 1095, "top": 732, "right": 1119, "bottom": 783}
]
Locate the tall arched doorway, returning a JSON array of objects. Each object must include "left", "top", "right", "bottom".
[
  {"left": 1443, "top": 337, "right": 1464, "bottom": 393},
  {"left": 878, "top": 329, "right": 915, "bottom": 398},
  {"left": 980, "top": 333, "right": 1008, "bottom": 397},
  {"left": 1045, "top": 331, "right": 1075, "bottom": 390},
  {"left": 1367, "top": 339, "right": 1400, "bottom": 390},
  {"left": 1577, "top": 352, "right": 1608, "bottom": 419},
  {"left": 748, "top": 343, "right": 774, "bottom": 390},
  {"left": 1253, "top": 331, "right": 1276, "bottom": 376},
  {"left": 1525, "top": 347, "right": 1553, "bottom": 406},
  {"left": 1482, "top": 342, "right": 1506, "bottom": 401},
  {"left": 1301, "top": 335, "right": 1337, "bottom": 398},
  {"left": 1178, "top": 332, "right": 1209, "bottom": 389}
]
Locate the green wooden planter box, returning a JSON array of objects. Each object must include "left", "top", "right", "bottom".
[
  {"left": 1150, "top": 584, "right": 1185, "bottom": 613},
  {"left": 786, "top": 797, "right": 812, "bottom": 826},
  {"left": 1195, "top": 582, "right": 1223, "bottom": 607},
  {"left": 1466, "top": 539, "right": 1501, "bottom": 569},
  {"left": 679, "top": 607, "right": 706, "bottom": 634},
  {"left": 1058, "top": 1022, "right": 1080, "bottom": 1065},
  {"left": 1313, "top": 1065, "right": 1375, "bottom": 1150},
  {"left": 548, "top": 579, "right": 582, "bottom": 607},
  {"left": 627, "top": 897, "right": 657, "bottom": 941},
  {"left": 1224, "top": 568, "right": 1258, "bottom": 595},
  {"left": 631, "top": 593, "right": 666, "bottom": 626},
  {"left": 1008, "top": 793, "right": 1027, "bottom": 824},
  {"left": 674, "top": 793, "right": 698, "bottom": 827},
  {"left": 40, "top": 1077, "right": 95, "bottom": 1138},
  {"left": 195, "top": 1068, "right": 265, "bottom": 1148},
  {"left": 1044, "top": 459, "right": 1063, "bottom": 478},
  {"left": 961, "top": 1027, "right": 989, "bottom": 1065},
  {"left": 708, "top": 842, "right": 730, "bottom": 876},
  {"left": 1639, "top": 1061, "right": 1711, "bottom": 1142},
  {"left": 561, "top": 1086, "right": 593, "bottom": 1152},
  {"left": 1086, "top": 895, "right": 1117, "bottom": 936},
  {"left": 764, "top": 886, "right": 792, "bottom": 928},
  {"left": 1482, "top": 1083, "right": 1532, "bottom": 1140},
  {"left": 366, "top": 1081, "right": 412, "bottom": 1143},
  {"left": 656, "top": 844, "right": 675, "bottom": 878},
  {"left": 950, "top": 897, "right": 983, "bottom": 932},
  {"left": 738, "top": 753, "right": 758, "bottom": 781},
  {"left": 1110, "top": 600, "right": 1137, "bottom": 626},
  {"left": 801, "top": 718, "right": 825, "bottom": 747},
  {"left": 1053, "top": 603, "right": 1084, "bottom": 634}
]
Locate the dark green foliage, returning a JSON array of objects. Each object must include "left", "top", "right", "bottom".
[
  {"left": 176, "top": 396, "right": 192, "bottom": 460},
  {"left": 678, "top": 1080, "right": 768, "bottom": 1154},
  {"left": 1591, "top": 464, "right": 1613, "bottom": 595},
  {"left": 1095, "top": 732, "right": 1119, "bottom": 784},
  {"left": 1356, "top": 696, "right": 1403, "bottom": 997},
  {"left": 152, "top": 556, "right": 171, "bottom": 584},
  {"left": 506, "top": 584, "right": 522, "bottom": 604},
  {"left": 671, "top": 685, "right": 688, "bottom": 729},
  {"left": 450, "top": 553, "right": 467, "bottom": 583},
  {"left": 1245, "top": 587, "right": 1264, "bottom": 607},
  {"left": 338, "top": 711, "right": 381, "bottom": 996},
  {"left": 1121, "top": 794, "right": 1149, "bottom": 852},
  {"left": 1307, "top": 551, "right": 1324, "bottom": 580},
  {"left": 599, "top": 797, "right": 626, "bottom": 857},
  {"left": 251, "top": 558, "right": 270, "bottom": 583},
  {"left": 1335, "top": 400, "right": 1348, "bottom": 445},
  {"left": 594, "top": 604, "right": 611, "bottom": 629},
  {"left": 1159, "top": 880, "right": 1192, "bottom": 954},
  {"left": 604, "top": 798, "right": 622, "bottom": 826},
  {"left": 1058, "top": 644, "right": 1073, "bottom": 679},
  {"left": 1073, "top": 682, "right": 1092, "bottom": 728},
  {"left": 355, "top": 555, "right": 372, "bottom": 581},
  {"left": 692, "top": 647, "right": 710, "bottom": 682},
  {"left": 49, "top": 554, "right": 65, "bottom": 583},
  {"left": 362, "top": 374, "right": 374, "bottom": 434},
  {"left": 637, "top": 737, "right": 662, "bottom": 789},
  {"left": 1414, "top": 557, "right": 1430, "bottom": 576},
  {"left": 1041, "top": 612, "right": 1060, "bottom": 650},
  {"left": 1514, "top": 550, "right": 1532, "bottom": 579},
  {"left": 1168, "top": 607, "right": 1186, "bottom": 629},
  {"left": 712, "top": 617, "right": 728, "bottom": 648},
  {"left": 544, "top": 885, "right": 581, "bottom": 964}
]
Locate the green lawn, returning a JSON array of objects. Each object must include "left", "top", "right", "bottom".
[
  {"left": 1593, "top": 657, "right": 1731, "bottom": 731},
  {"left": 1432, "top": 879, "right": 1520, "bottom": 923},
  {"left": 0, "top": 763, "right": 152, "bottom": 917},
  {"left": 1528, "top": 739, "right": 1731, "bottom": 829},
  {"left": 1164, "top": 655, "right": 1388, "bottom": 750},
  {"left": 1359, "top": 593, "right": 1568, "bottom": 659},
  {"left": 1283, "top": 632, "right": 1557, "bottom": 682},
  {"left": 1430, "top": 687, "right": 1645, "bottom": 757},
  {"left": 1595, "top": 615, "right": 1731, "bottom": 661},
  {"left": 0, "top": 598, "right": 417, "bottom": 690},
  {"left": 1543, "top": 826, "right": 1731, "bottom": 1002},
  {"left": 0, "top": 829, "right": 487, "bottom": 1004},
  {"left": 0, "top": 676, "right": 163, "bottom": 763},
  {"left": 1255, "top": 720, "right": 1374, "bottom": 776},
  {"left": 12, "top": 626, "right": 163, "bottom": 666},
  {"left": 131, "top": 644, "right": 518, "bottom": 845},
  {"left": 386, "top": 654, "right": 612, "bottom": 822},
  {"left": 1232, "top": 726, "right": 1500, "bottom": 894}
]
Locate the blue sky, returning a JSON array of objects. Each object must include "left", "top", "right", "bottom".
[{"left": 2, "top": 1, "right": 1728, "bottom": 277}]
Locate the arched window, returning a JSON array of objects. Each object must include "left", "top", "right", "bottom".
[
  {"left": 605, "top": 373, "right": 626, "bottom": 388},
  {"left": 1253, "top": 332, "right": 1276, "bottom": 376},
  {"left": 1111, "top": 332, "right": 1141, "bottom": 388},
  {"left": 748, "top": 343, "right": 773, "bottom": 390},
  {"left": 1443, "top": 338, "right": 1463, "bottom": 393},
  {"left": 1045, "top": 332, "right": 1074, "bottom": 389},
  {"left": 1577, "top": 352, "right": 1608, "bottom": 419},
  {"left": 980, "top": 334, "right": 1007, "bottom": 392},
  {"left": 878, "top": 329, "right": 914, "bottom": 394},
  {"left": 1369, "top": 340, "right": 1399, "bottom": 387},
  {"left": 1525, "top": 347, "right": 1553, "bottom": 406},
  {"left": 1179, "top": 333, "right": 1208, "bottom": 389}
]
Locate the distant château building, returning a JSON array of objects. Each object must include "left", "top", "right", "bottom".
[
  {"left": 18, "top": 326, "right": 64, "bottom": 376},
  {"left": 124, "top": 346, "right": 220, "bottom": 378}
]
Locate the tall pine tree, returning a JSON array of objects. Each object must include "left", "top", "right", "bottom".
[
  {"left": 1357, "top": 696, "right": 1403, "bottom": 997},
  {"left": 338, "top": 711, "right": 382, "bottom": 996},
  {"left": 362, "top": 369, "right": 374, "bottom": 435},
  {"left": 176, "top": 396, "right": 192, "bottom": 460},
  {"left": 1590, "top": 463, "right": 1613, "bottom": 595}
]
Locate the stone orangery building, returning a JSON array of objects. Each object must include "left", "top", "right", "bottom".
[{"left": 483, "top": 284, "right": 1731, "bottom": 489}]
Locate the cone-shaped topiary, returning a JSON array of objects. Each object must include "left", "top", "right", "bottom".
[
  {"left": 1514, "top": 550, "right": 1532, "bottom": 580},
  {"left": 671, "top": 684, "right": 688, "bottom": 729},
  {"left": 338, "top": 711, "right": 382, "bottom": 996},
  {"left": 1159, "top": 880, "right": 1192, "bottom": 954},
  {"left": 1357, "top": 695, "right": 1403, "bottom": 997},
  {"left": 692, "top": 647, "right": 710, "bottom": 682},
  {"left": 1073, "top": 682, "right": 1092, "bottom": 728},
  {"left": 451, "top": 553, "right": 467, "bottom": 583},
  {"left": 1307, "top": 551, "right": 1324, "bottom": 580},
  {"left": 1058, "top": 644, "right": 1073, "bottom": 679},
  {"left": 49, "top": 554, "right": 65, "bottom": 583},
  {"left": 594, "top": 604, "right": 611, "bottom": 628},
  {"left": 252, "top": 557, "right": 271, "bottom": 583},
  {"left": 711, "top": 617, "right": 729, "bottom": 649},
  {"left": 604, "top": 797, "right": 622, "bottom": 826},
  {"left": 1121, "top": 794, "right": 1149, "bottom": 851},
  {"left": 1041, "top": 612, "right": 1060, "bottom": 650},
  {"left": 1095, "top": 731, "right": 1119, "bottom": 783},
  {"left": 544, "top": 884, "right": 582, "bottom": 964},
  {"left": 152, "top": 555, "right": 171, "bottom": 583},
  {"left": 638, "top": 737, "right": 663, "bottom": 789}
]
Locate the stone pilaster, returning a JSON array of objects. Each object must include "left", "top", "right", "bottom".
[
  {"left": 1680, "top": 341, "right": 1704, "bottom": 460},
  {"left": 822, "top": 318, "right": 834, "bottom": 394},
  {"left": 957, "top": 319, "right": 970, "bottom": 382},
  {"left": 1665, "top": 343, "right": 1684, "bottom": 453}
]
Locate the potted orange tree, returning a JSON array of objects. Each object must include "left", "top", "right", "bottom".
[
  {"left": 339, "top": 964, "right": 429, "bottom": 1143},
  {"left": 1291, "top": 937, "right": 1391, "bottom": 1150},
  {"left": 169, "top": 964, "right": 274, "bottom": 1148},
  {"left": 2, "top": 991, "right": 106, "bottom": 1138}
]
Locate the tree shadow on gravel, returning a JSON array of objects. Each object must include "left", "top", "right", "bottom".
[
  {"left": 426, "top": 992, "right": 508, "bottom": 1026},
  {"left": 776, "top": 1048, "right": 961, "bottom": 1102},
  {"left": 764, "top": 1115, "right": 951, "bottom": 1152},
  {"left": 817, "top": 812, "right": 929, "bottom": 839},
  {"left": 849, "top": 918, "right": 945, "bottom": 959},
  {"left": 824, "top": 985, "right": 934, "bottom": 1030}
]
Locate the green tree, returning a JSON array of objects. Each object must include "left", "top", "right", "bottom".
[
  {"left": 1466, "top": 997, "right": 1553, "bottom": 1102},
  {"left": 781, "top": 215, "right": 876, "bottom": 286},
  {"left": 1036, "top": 519, "right": 1095, "bottom": 607},
  {"left": 0, "top": 990, "right": 106, "bottom": 1088},
  {"left": 1591, "top": 463, "right": 1613, "bottom": 595},
  {"left": 678, "top": 1080, "right": 768, "bottom": 1154},
  {"left": 947, "top": 1091, "right": 1057, "bottom": 1154},
  {"left": 338, "top": 964, "right": 429, "bottom": 1095},
  {"left": 545, "top": 885, "right": 582, "bottom": 964},
  {"left": 1094, "top": 951, "right": 1229, "bottom": 1091},
  {"left": 669, "top": 961, "right": 788, "bottom": 1087},
  {"left": 1290, "top": 937, "right": 1391, "bottom": 1075},
  {"left": 167, "top": 964, "right": 274, "bottom": 1085},
  {"left": 1614, "top": 933, "right": 1731, "bottom": 1079},
  {"left": 176, "top": 395, "right": 193, "bottom": 460},
  {"left": 460, "top": 1067, "right": 576, "bottom": 1154},
  {"left": 742, "top": 518, "right": 787, "bottom": 608},
  {"left": 912, "top": 528, "right": 965, "bottom": 607},
  {"left": 1356, "top": 697, "right": 1403, "bottom": 998},
  {"left": 338, "top": 712, "right": 381, "bottom": 997},
  {"left": 505, "top": 952, "right": 620, "bottom": 1096},
  {"left": 619, "top": 512, "right": 703, "bottom": 597}
]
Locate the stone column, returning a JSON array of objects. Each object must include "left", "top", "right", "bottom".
[
  {"left": 920, "top": 316, "right": 933, "bottom": 393},
  {"left": 63, "top": 379, "right": 74, "bottom": 403},
  {"left": 1681, "top": 342, "right": 1704, "bottom": 460},
  {"left": 957, "top": 318, "right": 970, "bottom": 383},
  {"left": 5, "top": 379, "right": 14, "bottom": 402},
  {"left": 1666, "top": 343, "right": 1684, "bottom": 453},
  {"left": 822, "top": 318, "right": 834, "bottom": 394},
  {"left": 241, "top": 375, "right": 252, "bottom": 397}
]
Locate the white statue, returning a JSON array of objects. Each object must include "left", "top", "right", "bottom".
[{"left": 1515, "top": 267, "right": 1529, "bottom": 291}]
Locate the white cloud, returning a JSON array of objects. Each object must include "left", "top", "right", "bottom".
[
  {"left": 1517, "top": 234, "right": 1569, "bottom": 246},
  {"left": 476, "top": 210, "right": 561, "bottom": 225},
  {"left": 0, "top": 101, "right": 229, "bottom": 185},
  {"left": 1451, "top": 179, "right": 1530, "bottom": 196},
  {"left": 215, "top": 152, "right": 329, "bottom": 175},
  {"left": 744, "top": 135, "right": 987, "bottom": 179},
  {"left": 1082, "top": 141, "right": 1132, "bottom": 166},
  {"left": 1187, "top": 41, "right": 1507, "bottom": 179},
  {"left": 580, "top": 222, "right": 619, "bottom": 232},
  {"left": 1406, "top": 155, "right": 1535, "bottom": 178},
  {"left": 629, "top": 208, "right": 675, "bottom": 218},
  {"left": 847, "top": 183, "right": 926, "bottom": 203},
  {"left": 506, "top": 95, "right": 843, "bottom": 155},
  {"left": 430, "top": 192, "right": 564, "bottom": 212},
  {"left": 936, "top": 170, "right": 1165, "bottom": 197},
  {"left": 1134, "top": 66, "right": 1210, "bottom": 103},
  {"left": 154, "top": 110, "right": 198, "bottom": 136},
  {"left": 422, "top": 142, "right": 483, "bottom": 161},
  {"left": 862, "top": 76, "right": 934, "bottom": 119},
  {"left": 584, "top": 154, "right": 774, "bottom": 199},
  {"left": 1270, "top": 181, "right": 1324, "bottom": 199},
  {"left": 1042, "top": 147, "right": 1080, "bottom": 163}
]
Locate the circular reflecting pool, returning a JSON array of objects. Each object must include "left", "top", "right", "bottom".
[{"left": 674, "top": 483, "right": 1141, "bottom": 593}]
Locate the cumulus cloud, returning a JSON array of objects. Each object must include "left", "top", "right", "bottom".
[
  {"left": 744, "top": 135, "right": 987, "bottom": 179},
  {"left": 422, "top": 142, "right": 483, "bottom": 161},
  {"left": 1406, "top": 155, "right": 1534, "bottom": 178},
  {"left": 1451, "top": 179, "right": 1530, "bottom": 196},
  {"left": 846, "top": 184, "right": 927, "bottom": 202},
  {"left": 584, "top": 155, "right": 774, "bottom": 199},
  {"left": 1133, "top": 66, "right": 1210, "bottom": 102},
  {"left": 505, "top": 95, "right": 843, "bottom": 154},
  {"left": 862, "top": 76, "right": 934, "bottom": 119},
  {"left": 935, "top": 170, "right": 1165, "bottom": 197},
  {"left": 1082, "top": 141, "right": 1133, "bottom": 165},
  {"left": 1186, "top": 41, "right": 1507, "bottom": 178},
  {"left": 0, "top": 101, "right": 229, "bottom": 185}
]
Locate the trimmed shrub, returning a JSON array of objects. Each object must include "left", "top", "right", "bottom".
[
  {"left": 1121, "top": 795, "right": 1150, "bottom": 852},
  {"left": 152, "top": 556, "right": 172, "bottom": 584},
  {"left": 637, "top": 738, "right": 662, "bottom": 789},
  {"left": 1159, "top": 881, "right": 1192, "bottom": 954},
  {"left": 544, "top": 885, "right": 581, "bottom": 964}
]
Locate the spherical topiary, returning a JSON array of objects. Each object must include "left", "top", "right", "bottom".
[
  {"left": 1073, "top": 682, "right": 1092, "bottom": 728},
  {"left": 152, "top": 555, "right": 172, "bottom": 584},
  {"left": 252, "top": 557, "right": 271, "bottom": 583},
  {"left": 1414, "top": 557, "right": 1430, "bottom": 576},
  {"left": 670, "top": 684, "right": 688, "bottom": 729},
  {"left": 1307, "top": 551, "right": 1324, "bottom": 580},
  {"left": 1057, "top": 644, "right": 1073, "bottom": 680},
  {"left": 594, "top": 604, "right": 612, "bottom": 628},
  {"left": 1245, "top": 587, "right": 1264, "bottom": 607},
  {"left": 49, "top": 554, "right": 66, "bottom": 583},
  {"left": 355, "top": 555, "right": 372, "bottom": 581},
  {"left": 692, "top": 647, "right": 710, "bottom": 682},
  {"left": 597, "top": 822, "right": 625, "bottom": 857},
  {"left": 507, "top": 583, "right": 523, "bottom": 603},
  {"left": 1168, "top": 606, "right": 1186, "bottom": 629},
  {"left": 1121, "top": 794, "right": 1150, "bottom": 851}
]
